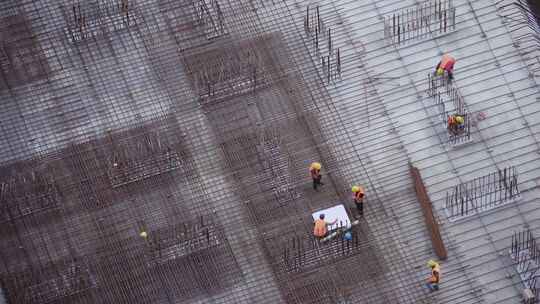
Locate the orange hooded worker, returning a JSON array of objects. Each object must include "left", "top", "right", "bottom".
[
  {"left": 435, "top": 54, "right": 456, "bottom": 79},
  {"left": 313, "top": 213, "right": 337, "bottom": 238}
]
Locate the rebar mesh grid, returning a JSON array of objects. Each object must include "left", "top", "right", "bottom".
[{"left": 0, "top": 0, "right": 539, "bottom": 303}]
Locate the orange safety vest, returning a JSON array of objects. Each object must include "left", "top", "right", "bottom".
[
  {"left": 429, "top": 265, "right": 441, "bottom": 284},
  {"left": 354, "top": 190, "right": 364, "bottom": 203},
  {"left": 447, "top": 115, "right": 456, "bottom": 126},
  {"left": 313, "top": 219, "right": 327, "bottom": 237},
  {"left": 310, "top": 168, "right": 320, "bottom": 179},
  {"left": 440, "top": 54, "right": 455, "bottom": 72},
  {"left": 448, "top": 115, "right": 463, "bottom": 126}
]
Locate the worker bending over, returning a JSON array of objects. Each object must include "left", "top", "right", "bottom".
[
  {"left": 351, "top": 185, "right": 365, "bottom": 217},
  {"left": 435, "top": 54, "right": 456, "bottom": 80},
  {"left": 309, "top": 162, "right": 324, "bottom": 190},
  {"left": 313, "top": 214, "right": 337, "bottom": 239},
  {"left": 447, "top": 114, "right": 465, "bottom": 135},
  {"left": 426, "top": 260, "right": 441, "bottom": 291}
]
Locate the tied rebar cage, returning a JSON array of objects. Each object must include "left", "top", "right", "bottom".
[
  {"left": 61, "top": 0, "right": 137, "bottom": 44},
  {"left": 182, "top": 36, "right": 272, "bottom": 106},
  {"left": 445, "top": 166, "right": 520, "bottom": 221},
  {"left": 510, "top": 229, "right": 540, "bottom": 302},
  {"left": 384, "top": 0, "right": 456, "bottom": 46},
  {"left": 427, "top": 73, "right": 473, "bottom": 146},
  {"left": 263, "top": 218, "right": 390, "bottom": 303},
  {"left": 281, "top": 222, "right": 362, "bottom": 274}
]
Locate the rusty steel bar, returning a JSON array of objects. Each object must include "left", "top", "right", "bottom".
[{"left": 409, "top": 163, "right": 447, "bottom": 260}]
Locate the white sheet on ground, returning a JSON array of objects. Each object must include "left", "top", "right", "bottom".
[{"left": 312, "top": 204, "right": 352, "bottom": 231}]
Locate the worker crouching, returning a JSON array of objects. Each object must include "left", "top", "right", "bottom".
[
  {"left": 313, "top": 214, "right": 337, "bottom": 239},
  {"left": 310, "top": 162, "right": 324, "bottom": 190},
  {"left": 351, "top": 185, "right": 365, "bottom": 217},
  {"left": 426, "top": 260, "right": 441, "bottom": 292},
  {"left": 447, "top": 114, "right": 465, "bottom": 135}
]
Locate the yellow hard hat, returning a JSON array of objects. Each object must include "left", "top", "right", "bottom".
[
  {"left": 455, "top": 116, "right": 464, "bottom": 124},
  {"left": 436, "top": 68, "right": 444, "bottom": 76},
  {"left": 311, "top": 162, "right": 321, "bottom": 170},
  {"left": 140, "top": 231, "right": 148, "bottom": 238},
  {"left": 427, "top": 260, "right": 438, "bottom": 268},
  {"left": 352, "top": 186, "right": 364, "bottom": 193}
]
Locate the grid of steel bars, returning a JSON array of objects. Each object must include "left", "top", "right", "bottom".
[
  {"left": 445, "top": 166, "right": 520, "bottom": 221},
  {"left": 384, "top": 0, "right": 456, "bottom": 46},
  {"left": 0, "top": 0, "right": 423, "bottom": 302},
  {"left": 496, "top": 0, "right": 540, "bottom": 77},
  {"left": 0, "top": 0, "right": 537, "bottom": 303}
]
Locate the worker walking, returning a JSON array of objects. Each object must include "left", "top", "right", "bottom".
[
  {"left": 425, "top": 260, "right": 441, "bottom": 291},
  {"left": 313, "top": 213, "right": 337, "bottom": 239},
  {"left": 447, "top": 114, "right": 465, "bottom": 135},
  {"left": 435, "top": 54, "right": 456, "bottom": 80},
  {"left": 351, "top": 185, "right": 365, "bottom": 217},
  {"left": 309, "top": 162, "right": 324, "bottom": 190}
]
